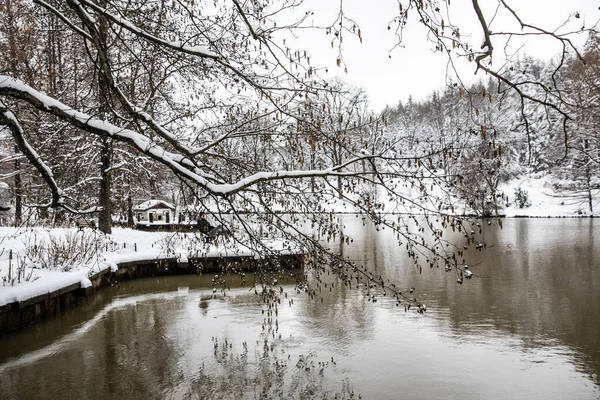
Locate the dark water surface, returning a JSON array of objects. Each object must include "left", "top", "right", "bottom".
[{"left": 0, "top": 218, "right": 598, "bottom": 399}]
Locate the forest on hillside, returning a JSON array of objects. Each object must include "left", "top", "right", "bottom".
[{"left": 383, "top": 35, "right": 600, "bottom": 215}]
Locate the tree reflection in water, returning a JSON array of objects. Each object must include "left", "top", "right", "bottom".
[{"left": 189, "top": 337, "right": 357, "bottom": 399}]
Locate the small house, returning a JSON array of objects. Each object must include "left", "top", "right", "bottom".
[{"left": 133, "top": 200, "right": 175, "bottom": 224}]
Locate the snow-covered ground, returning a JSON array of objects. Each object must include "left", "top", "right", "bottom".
[
  {"left": 0, "top": 227, "right": 300, "bottom": 307},
  {"left": 499, "top": 174, "right": 598, "bottom": 217}
]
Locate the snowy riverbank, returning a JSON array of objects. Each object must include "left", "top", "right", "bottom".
[
  {"left": 498, "top": 174, "right": 598, "bottom": 218},
  {"left": 0, "top": 228, "right": 300, "bottom": 308}
]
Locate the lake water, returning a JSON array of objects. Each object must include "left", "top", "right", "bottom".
[{"left": 0, "top": 217, "right": 598, "bottom": 399}]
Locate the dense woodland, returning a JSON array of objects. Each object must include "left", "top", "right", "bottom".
[
  {"left": 0, "top": 0, "right": 598, "bottom": 297},
  {"left": 383, "top": 39, "right": 600, "bottom": 215}
]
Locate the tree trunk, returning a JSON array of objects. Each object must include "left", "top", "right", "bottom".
[
  {"left": 127, "top": 195, "right": 134, "bottom": 227},
  {"left": 5, "top": 0, "right": 22, "bottom": 226},
  {"left": 334, "top": 140, "right": 343, "bottom": 199},
  {"left": 98, "top": 136, "right": 112, "bottom": 233},
  {"left": 14, "top": 146, "right": 21, "bottom": 226},
  {"left": 586, "top": 165, "right": 593, "bottom": 213},
  {"left": 583, "top": 139, "right": 593, "bottom": 213},
  {"left": 97, "top": 0, "right": 112, "bottom": 234}
]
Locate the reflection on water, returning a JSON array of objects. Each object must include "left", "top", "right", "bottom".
[{"left": 0, "top": 218, "right": 598, "bottom": 399}]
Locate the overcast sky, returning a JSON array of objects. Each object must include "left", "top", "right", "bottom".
[{"left": 292, "top": 0, "right": 600, "bottom": 111}]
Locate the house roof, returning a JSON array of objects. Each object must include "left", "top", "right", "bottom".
[{"left": 133, "top": 200, "right": 175, "bottom": 211}]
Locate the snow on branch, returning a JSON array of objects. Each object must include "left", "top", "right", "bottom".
[
  {"left": 0, "top": 100, "right": 64, "bottom": 208},
  {"left": 112, "top": 85, "right": 201, "bottom": 157},
  {"left": 0, "top": 76, "right": 216, "bottom": 184},
  {"left": 0, "top": 76, "right": 377, "bottom": 197},
  {"left": 33, "top": 0, "right": 93, "bottom": 41}
]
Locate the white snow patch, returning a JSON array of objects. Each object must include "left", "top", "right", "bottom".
[{"left": 80, "top": 276, "right": 92, "bottom": 289}]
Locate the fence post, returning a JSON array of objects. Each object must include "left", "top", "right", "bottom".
[{"left": 8, "top": 249, "right": 12, "bottom": 282}]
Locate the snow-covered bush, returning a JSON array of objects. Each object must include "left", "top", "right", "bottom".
[
  {"left": 23, "top": 230, "right": 102, "bottom": 272},
  {"left": 513, "top": 187, "right": 531, "bottom": 208},
  {"left": 0, "top": 248, "right": 37, "bottom": 286}
]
